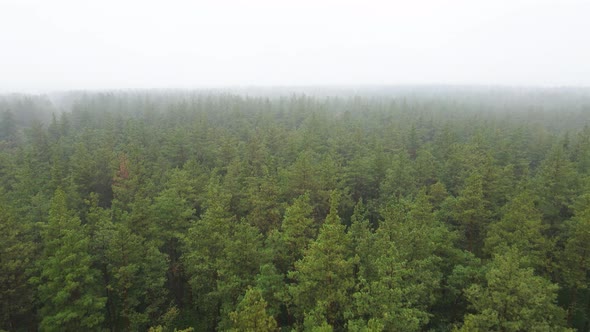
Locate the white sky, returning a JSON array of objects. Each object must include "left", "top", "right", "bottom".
[{"left": 0, "top": 0, "right": 589, "bottom": 92}]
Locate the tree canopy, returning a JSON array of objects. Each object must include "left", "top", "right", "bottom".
[{"left": 1, "top": 89, "right": 589, "bottom": 331}]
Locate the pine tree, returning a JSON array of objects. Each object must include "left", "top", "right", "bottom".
[
  {"left": 560, "top": 197, "right": 590, "bottom": 328},
  {"left": 0, "top": 193, "right": 36, "bottom": 330},
  {"left": 183, "top": 178, "right": 234, "bottom": 330},
  {"left": 380, "top": 151, "right": 416, "bottom": 201},
  {"left": 414, "top": 147, "right": 438, "bottom": 189},
  {"left": 33, "top": 188, "right": 106, "bottom": 331},
  {"left": 183, "top": 177, "right": 265, "bottom": 330},
  {"left": 351, "top": 193, "right": 449, "bottom": 331},
  {"left": 457, "top": 248, "right": 571, "bottom": 332},
  {"left": 216, "top": 220, "right": 265, "bottom": 330},
  {"left": 229, "top": 287, "right": 278, "bottom": 332},
  {"left": 534, "top": 143, "right": 580, "bottom": 236},
  {"left": 0, "top": 110, "right": 18, "bottom": 144},
  {"left": 268, "top": 192, "right": 316, "bottom": 274},
  {"left": 343, "top": 152, "right": 378, "bottom": 202},
  {"left": 452, "top": 172, "right": 490, "bottom": 255},
  {"left": 92, "top": 208, "right": 168, "bottom": 331},
  {"left": 348, "top": 199, "right": 376, "bottom": 282},
  {"left": 289, "top": 191, "right": 354, "bottom": 329},
  {"left": 150, "top": 168, "right": 196, "bottom": 307},
  {"left": 484, "top": 191, "right": 548, "bottom": 268}
]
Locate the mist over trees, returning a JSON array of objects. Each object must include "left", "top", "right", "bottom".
[{"left": 1, "top": 87, "right": 590, "bottom": 331}]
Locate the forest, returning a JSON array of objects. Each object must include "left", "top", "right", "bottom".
[{"left": 1, "top": 88, "right": 590, "bottom": 331}]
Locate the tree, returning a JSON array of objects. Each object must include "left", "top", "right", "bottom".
[
  {"left": 281, "top": 151, "right": 336, "bottom": 216},
  {"left": 414, "top": 147, "right": 438, "bottom": 189},
  {"left": 268, "top": 192, "right": 316, "bottom": 275},
  {"left": 534, "top": 143, "right": 580, "bottom": 236},
  {"left": 289, "top": 191, "right": 354, "bottom": 329},
  {"left": 351, "top": 192, "right": 449, "bottom": 331},
  {"left": 348, "top": 199, "right": 376, "bottom": 283},
  {"left": 216, "top": 220, "right": 266, "bottom": 330},
  {"left": 70, "top": 139, "right": 115, "bottom": 207},
  {"left": 150, "top": 168, "right": 197, "bottom": 307},
  {"left": 32, "top": 188, "right": 106, "bottom": 330},
  {"left": 451, "top": 172, "right": 490, "bottom": 255},
  {"left": 91, "top": 203, "right": 168, "bottom": 331},
  {"left": 0, "top": 193, "right": 36, "bottom": 330},
  {"left": 183, "top": 177, "right": 265, "bottom": 330},
  {"left": 457, "top": 248, "right": 570, "bottom": 332},
  {"left": 229, "top": 287, "right": 278, "bottom": 332},
  {"left": 379, "top": 151, "right": 416, "bottom": 201},
  {"left": 0, "top": 110, "right": 18, "bottom": 145},
  {"left": 484, "top": 191, "right": 549, "bottom": 268},
  {"left": 343, "top": 152, "right": 379, "bottom": 202},
  {"left": 183, "top": 178, "right": 234, "bottom": 330},
  {"left": 560, "top": 196, "right": 590, "bottom": 329},
  {"left": 572, "top": 125, "right": 590, "bottom": 175},
  {"left": 244, "top": 174, "right": 283, "bottom": 233}
]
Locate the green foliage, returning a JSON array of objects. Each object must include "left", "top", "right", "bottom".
[
  {"left": 229, "top": 287, "right": 278, "bottom": 332},
  {"left": 0, "top": 193, "right": 36, "bottom": 330},
  {"left": 457, "top": 248, "right": 571, "bottom": 332},
  {"left": 268, "top": 193, "right": 316, "bottom": 274},
  {"left": 534, "top": 143, "right": 580, "bottom": 235},
  {"left": 560, "top": 197, "right": 590, "bottom": 329},
  {"left": 0, "top": 110, "right": 18, "bottom": 144},
  {"left": 380, "top": 151, "right": 416, "bottom": 201},
  {"left": 485, "top": 191, "right": 549, "bottom": 267},
  {"left": 33, "top": 188, "right": 106, "bottom": 331},
  {"left": 182, "top": 178, "right": 235, "bottom": 329},
  {"left": 1, "top": 91, "right": 589, "bottom": 331},
  {"left": 450, "top": 171, "right": 490, "bottom": 255},
  {"left": 350, "top": 193, "right": 450, "bottom": 331},
  {"left": 289, "top": 191, "right": 355, "bottom": 329},
  {"left": 93, "top": 208, "right": 168, "bottom": 330},
  {"left": 183, "top": 177, "right": 265, "bottom": 330}
]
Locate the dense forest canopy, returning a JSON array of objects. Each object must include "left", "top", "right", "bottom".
[{"left": 1, "top": 87, "right": 590, "bottom": 331}]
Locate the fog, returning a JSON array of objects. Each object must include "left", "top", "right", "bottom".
[{"left": 1, "top": 0, "right": 589, "bottom": 93}]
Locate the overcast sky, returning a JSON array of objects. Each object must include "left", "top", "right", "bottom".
[{"left": 1, "top": 0, "right": 589, "bottom": 92}]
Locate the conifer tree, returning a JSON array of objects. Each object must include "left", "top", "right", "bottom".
[
  {"left": 352, "top": 193, "right": 448, "bottom": 331},
  {"left": 534, "top": 143, "right": 579, "bottom": 236},
  {"left": 458, "top": 248, "right": 570, "bottom": 332},
  {"left": 289, "top": 191, "right": 354, "bottom": 329},
  {"left": 0, "top": 110, "right": 18, "bottom": 144},
  {"left": 229, "top": 287, "right": 278, "bottom": 332},
  {"left": 33, "top": 188, "right": 106, "bottom": 331},
  {"left": 0, "top": 193, "right": 36, "bottom": 330},
  {"left": 560, "top": 197, "right": 590, "bottom": 328},
  {"left": 268, "top": 192, "right": 316, "bottom": 274},
  {"left": 183, "top": 177, "right": 234, "bottom": 329},
  {"left": 452, "top": 172, "right": 490, "bottom": 255},
  {"left": 484, "top": 191, "right": 548, "bottom": 267},
  {"left": 92, "top": 208, "right": 168, "bottom": 331}
]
